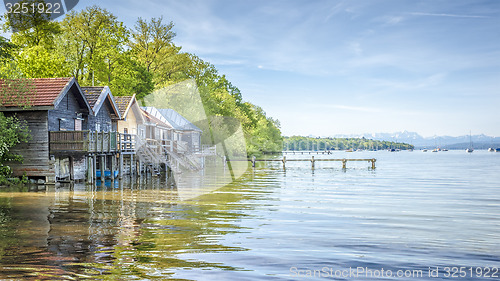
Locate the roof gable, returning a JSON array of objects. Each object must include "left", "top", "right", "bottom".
[
  {"left": 115, "top": 94, "right": 145, "bottom": 123},
  {"left": 0, "top": 77, "right": 91, "bottom": 112},
  {"left": 81, "top": 86, "right": 121, "bottom": 119},
  {"left": 141, "top": 109, "right": 172, "bottom": 129}
]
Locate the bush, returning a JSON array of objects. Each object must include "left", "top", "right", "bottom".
[{"left": 0, "top": 112, "right": 30, "bottom": 185}]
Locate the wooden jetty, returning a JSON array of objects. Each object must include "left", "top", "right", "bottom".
[{"left": 231, "top": 156, "right": 376, "bottom": 169}]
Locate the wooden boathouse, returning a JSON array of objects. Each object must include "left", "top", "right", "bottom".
[
  {"left": 0, "top": 77, "right": 93, "bottom": 182},
  {"left": 0, "top": 77, "right": 213, "bottom": 183}
]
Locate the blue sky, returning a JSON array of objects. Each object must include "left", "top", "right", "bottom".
[{"left": 6, "top": 0, "right": 500, "bottom": 137}]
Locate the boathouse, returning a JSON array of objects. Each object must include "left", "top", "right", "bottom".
[
  {"left": 0, "top": 77, "right": 92, "bottom": 183},
  {"left": 142, "top": 107, "right": 202, "bottom": 153},
  {"left": 115, "top": 94, "right": 144, "bottom": 136},
  {"left": 81, "top": 86, "right": 121, "bottom": 132},
  {"left": 81, "top": 86, "right": 122, "bottom": 182},
  {"left": 156, "top": 108, "right": 202, "bottom": 153}
]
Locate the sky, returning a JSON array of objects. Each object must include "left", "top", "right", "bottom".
[{"left": 4, "top": 0, "right": 500, "bottom": 137}]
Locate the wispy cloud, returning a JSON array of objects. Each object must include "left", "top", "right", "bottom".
[
  {"left": 316, "top": 104, "right": 383, "bottom": 113},
  {"left": 410, "top": 12, "right": 490, "bottom": 19}
]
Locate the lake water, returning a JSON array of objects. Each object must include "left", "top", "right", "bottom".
[{"left": 0, "top": 150, "right": 499, "bottom": 280}]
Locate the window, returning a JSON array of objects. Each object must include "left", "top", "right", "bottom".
[
  {"left": 58, "top": 118, "right": 67, "bottom": 131},
  {"left": 75, "top": 119, "right": 82, "bottom": 131}
]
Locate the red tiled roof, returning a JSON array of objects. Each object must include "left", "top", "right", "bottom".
[{"left": 0, "top": 77, "right": 73, "bottom": 107}]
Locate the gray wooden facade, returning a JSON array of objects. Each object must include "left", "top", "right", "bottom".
[
  {"left": 81, "top": 87, "right": 120, "bottom": 133},
  {"left": 0, "top": 78, "right": 91, "bottom": 182}
]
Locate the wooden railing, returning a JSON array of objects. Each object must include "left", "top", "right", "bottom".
[
  {"left": 120, "top": 133, "right": 136, "bottom": 153},
  {"left": 49, "top": 131, "right": 119, "bottom": 154}
]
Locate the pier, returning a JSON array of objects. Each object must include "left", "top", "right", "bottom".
[{"left": 231, "top": 156, "right": 376, "bottom": 169}]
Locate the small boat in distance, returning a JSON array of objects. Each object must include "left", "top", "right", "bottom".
[
  {"left": 488, "top": 148, "right": 495, "bottom": 152},
  {"left": 466, "top": 131, "right": 474, "bottom": 153}
]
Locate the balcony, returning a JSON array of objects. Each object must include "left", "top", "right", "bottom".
[{"left": 49, "top": 131, "right": 119, "bottom": 154}]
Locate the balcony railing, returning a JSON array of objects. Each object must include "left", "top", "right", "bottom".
[{"left": 49, "top": 131, "right": 119, "bottom": 154}]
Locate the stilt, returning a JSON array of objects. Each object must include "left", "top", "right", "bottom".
[
  {"left": 130, "top": 154, "right": 135, "bottom": 177},
  {"left": 100, "top": 155, "right": 105, "bottom": 182},
  {"left": 87, "top": 156, "right": 93, "bottom": 184},
  {"left": 252, "top": 156, "right": 256, "bottom": 168},
  {"left": 69, "top": 156, "right": 74, "bottom": 182},
  {"left": 93, "top": 154, "right": 97, "bottom": 183},
  {"left": 111, "top": 155, "right": 115, "bottom": 181},
  {"left": 342, "top": 159, "right": 347, "bottom": 169},
  {"left": 282, "top": 156, "right": 286, "bottom": 169},
  {"left": 371, "top": 158, "right": 376, "bottom": 169},
  {"left": 311, "top": 156, "right": 315, "bottom": 169},
  {"left": 119, "top": 153, "right": 123, "bottom": 179}
]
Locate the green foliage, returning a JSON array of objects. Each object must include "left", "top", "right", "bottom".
[
  {"left": 1, "top": 5, "right": 282, "bottom": 156},
  {"left": 0, "top": 112, "right": 30, "bottom": 185},
  {"left": 283, "top": 136, "right": 414, "bottom": 151},
  {"left": 0, "top": 36, "right": 15, "bottom": 61}
]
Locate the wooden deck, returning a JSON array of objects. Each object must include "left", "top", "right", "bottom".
[{"left": 49, "top": 131, "right": 119, "bottom": 154}]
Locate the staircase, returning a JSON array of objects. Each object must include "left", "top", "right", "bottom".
[{"left": 132, "top": 135, "right": 201, "bottom": 173}]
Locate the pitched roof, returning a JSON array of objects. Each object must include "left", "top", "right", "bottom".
[
  {"left": 141, "top": 109, "right": 172, "bottom": 129},
  {"left": 157, "top": 108, "right": 202, "bottom": 132},
  {"left": 114, "top": 95, "right": 135, "bottom": 117},
  {"left": 81, "top": 86, "right": 121, "bottom": 119},
  {"left": 81, "top": 86, "right": 105, "bottom": 108},
  {"left": 0, "top": 77, "right": 82, "bottom": 108}
]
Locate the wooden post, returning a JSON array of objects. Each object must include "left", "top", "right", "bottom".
[
  {"left": 130, "top": 154, "right": 134, "bottom": 177},
  {"left": 282, "top": 156, "right": 286, "bottom": 169},
  {"left": 111, "top": 155, "right": 115, "bottom": 181},
  {"left": 100, "top": 131, "right": 104, "bottom": 152},
  {"left": 69, "top": 156, "right": 74, "bottom": 182},
  {"left": 119, "top": 153, "right": 123, "bottom": 179},
  {"left": 252, "top": 156, "right": 256, "bottom": 168},
  {"left": 342, "top": 159, "right": 347, "bottom": 169},
  {"left": 223, "top": 156, "right": 227, "bottom": 167},
  {"left": 87, "top": 156, "right": 92, "bottom": 184},
  {"left": 100, "top": 155, "right": 105, "bottom": 182},
  {"left": 93, "top": 154, "right": 97, "bottom": 183},
  {"left": 371, "top": 158, "right": 376, "bottom": 169},
  {"left": 311, "top": 156, "right": 315, "bottom": 169}
]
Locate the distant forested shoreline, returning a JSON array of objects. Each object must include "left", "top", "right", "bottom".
[{"left": 283, "top": 136, "right": 414, "bottom": 151}]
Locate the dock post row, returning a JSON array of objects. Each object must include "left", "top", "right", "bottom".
[{"left": 234, "top": 156, "right": 376, "bottom": 169}]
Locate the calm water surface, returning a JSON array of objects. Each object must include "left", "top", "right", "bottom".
[{"left": 0, "top": 151, "right": 499, "bottom": 280}]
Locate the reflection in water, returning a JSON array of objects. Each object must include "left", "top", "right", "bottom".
[
  {"left": 0, "top": 161, "right": 253, "bottom": 280},
  {"left": 1, "top": 152, "right": 500, "bottom": 280}
]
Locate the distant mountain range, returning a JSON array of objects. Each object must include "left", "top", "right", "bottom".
[{"left": 330, "top": 131, "right": 500, "bottom": 150}]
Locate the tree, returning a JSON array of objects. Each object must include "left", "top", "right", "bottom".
[
  {"left": 107, "top": 52, "right": 154, "bottom": 99},
  {"left": 130, "top": 17, "right": 192, "bottom": 87},
  {"left": 59, "top": 6, "right": 129, "bottom": 84},
  {"left": 130, "top": 16, "right": 176, "bottom": 73}
]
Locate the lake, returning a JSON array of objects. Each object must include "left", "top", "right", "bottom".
[{"left": 0, "top": 150, "right": 499, "bottom": 280}]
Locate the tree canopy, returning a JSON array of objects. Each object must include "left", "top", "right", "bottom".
[{"left": 0, "top": 6, "right": 282, "bottom": 155}]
